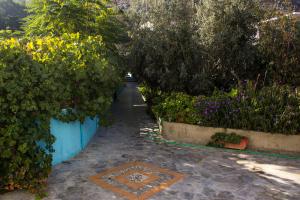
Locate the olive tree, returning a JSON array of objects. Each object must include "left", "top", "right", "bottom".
[
  {"left": 197, "top": 0, "right": 263, "bottom": 89},
  {"left": 129, "top": 0, "right": 214, "bottom": 95}
]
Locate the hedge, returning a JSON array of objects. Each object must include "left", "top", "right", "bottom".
[
  {"left": 0, "top": 34, "right": 121, "bottom": 193},
  {"left": 145, "top": 82, "right": 300, "bottom": 135}
]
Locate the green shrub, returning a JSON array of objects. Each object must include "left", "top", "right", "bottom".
[
  {"left": 26, "top": 33, "right": 121, "bottom": 122},
  {"left": 196, "top": 82, "right": 300, "bottom": 134},
  {"left": 0, "top": 0, "right": 126, "bottom": 195},
  {"left": 150, "top": 82, "right": 300, "bottom": 135},
  {"left": 0, "top": 30, "right": 23, "bottom": 40},
  {"left": 138, "top": 83, "right": 162, "bottom": 105},
  {"left": 0, "top": 34, "right": 122, "bottom": 193},
  {"left": 152, "top": 92, "right": 200, "bottom": 124},
  {"left": 0, "top": 38, "right": 55, "bottom": 193},
  {"left": 195, "top": 88, "right": 240, "bottom": 128},
  {"left": 207, "top": 132, "right": 244, "bottom": 148}
]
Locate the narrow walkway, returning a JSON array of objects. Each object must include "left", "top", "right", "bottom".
[
  {"left": 2, "top": 83, "right": 300, "bottom": 200},
  {"left": 45, "top": 83, "right": 300, "bottom": 200}
]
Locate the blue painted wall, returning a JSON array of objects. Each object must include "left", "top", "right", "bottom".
[
  {"left": 81, "top": 117, "right": 99, "bottom": 148},
  {"left": 48, "top": 84, "right": 124, "bottom": 165},
  {"left": 50, "top": 117, "right": 99, "bottom": 165}
]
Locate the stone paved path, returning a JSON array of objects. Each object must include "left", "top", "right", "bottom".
[{"left": 1, "top": 82, "right": 300, "bottom": 200}]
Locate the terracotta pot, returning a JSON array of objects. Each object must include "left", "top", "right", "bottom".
[{"left": 224, "top": 138, "right": 249, "bottom": 150}]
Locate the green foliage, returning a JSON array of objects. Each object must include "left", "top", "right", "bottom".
[
  {"left": 23, "top": 0, "right": 128, "bottom": 47},
  {"left": 0, "top": 0, "right": 126, "bottom": 195},
  {"left": 258, "top": 9, "right": 300, "bottom": 86},
  {"left": 138, "top": 83, "right": 162, "bottom": 104},
  {"left": 24, "top": 0, "right": 129, "bottom": 76},
  {"left": 207, "top": 132, "right": 244, "bottom": 148},
  {"left": 131, "top": 0, "right": 300, "bottom": 137},
  {"left": 197, "top": 0, "right": 263, "bottom": 88},
  {"left": 0, "top": 34, "right": 122, "bottom": 193},
  {"left": 152, "top": 92, "right": 200, "bottom": 124},
  {"left": 196, "top": 89, "right": 240, "bottom": 128},
  {"left": 0, "top": 29, "right": 22, "bottom": 39},
  {"left": 129, "top": 0, "right": 213, "bottom": 95},
  {"left": 196, "top": 82, "right": 300, "bottom": 134},
  {"left": 149, "top": 81, "right": 300, "bottom": 135},
  {"left": 138, "top": 83, "right": 164, "bottom": 117},
  {"left": 24, "top": 0, "right": 104, "bottom": 35},
  {"left": 0, "top": 38, "right": 55, "bottom": 193},
  {"left": 130, "top": 0, "right": 300, "bottom": 95},
  {"left": 26, "top": 33, "right": 121, "bottom": 122},
  {"left": 129, "top": 0, "right": 267, "bottom": 94}
]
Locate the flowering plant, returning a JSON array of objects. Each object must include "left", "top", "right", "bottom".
[{"left": 196, "top": 82, "right": 300, "bottom": 134}]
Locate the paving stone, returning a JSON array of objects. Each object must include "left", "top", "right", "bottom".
[
  {"left": 183, "top": 192, "right": 194, "bottom": 200},
  {"left": 1, "top": 82, "right": 300, "bottom": 200},
  {"left": 216, "top": 191, "right": 235, "bottom": 199}
]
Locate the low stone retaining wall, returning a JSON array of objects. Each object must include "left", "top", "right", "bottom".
[{"left": 161, "top": 121, "right": 300, "bottom": 153}]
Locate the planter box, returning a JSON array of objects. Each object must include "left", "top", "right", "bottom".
[
  {"left": 50, "top": 116, "right": 99, "bottom": 165},
  {"left": 224, "top": 138, "right": 249, "bottom": 150},
  {"left": 161, "top": 121, "right": 300, "bottom": 153}
]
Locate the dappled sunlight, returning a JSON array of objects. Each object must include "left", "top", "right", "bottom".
[
  {"left": 183, "top": 163, "right": 195, "bottom": 168},
  {"left": 132, "top": 104, "right": 147, "bottom": 107},
  {"left": 140, "top": 127, "right": 158, "bottom": 133},
  {"left": 236, "top": 159, "right": 300, "bottom": 185},
  {"left": 139, "top": 122, "right": 160, "bottom": 137}
]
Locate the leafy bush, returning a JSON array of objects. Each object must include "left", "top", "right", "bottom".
[
  {"left": 196, "top": 82, "right": 300, "bottom": 134},
  {"left": 0, "top": 0, "right": 126, "bottom": 195},
  {"left": 0, "top": 30, "right": 23, "bottom": 39},
  {"left": 129, "top": 0, "right": 269, "bottom": 95},
  {"left": 24, "top": 0, "right": 129, "bottom": 77},
  {"left": 195, "top": 88, "right": 241, "bottom": 128},
  {"left": 138, "top": 83, "right": 162, "bottom": 105},
  {"left": 26, "top": 33, "right": 121, "bottom": 122},
  {"left": 151, "top": 81, "right": 300, "bottom": 134},
  {"left": 207, "top": 132, "right": 244, "bottom": 148},
  {"left": 0, "top": 34, "right": 122, "bottom": 193},
  {"left": 152, "top": 92, "right": 200, "bottom": 124},
  {"left": 132, "top": 0, "right": 300, "bottom": 136},
  {"left": 0, "top": 38, "right": 55, "bottom": 193}
]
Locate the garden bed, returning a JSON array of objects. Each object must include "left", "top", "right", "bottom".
[{"left": 161, "top": 121, "right": 300, "bottom": 153}]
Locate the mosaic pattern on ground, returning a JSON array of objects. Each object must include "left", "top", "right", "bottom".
[{"left": 89, "top": 161, "right": 185, "bottom": 200}]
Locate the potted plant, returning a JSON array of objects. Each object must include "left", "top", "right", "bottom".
[{"left": 207, "top": 132, "right": 249, "bottom": 150}]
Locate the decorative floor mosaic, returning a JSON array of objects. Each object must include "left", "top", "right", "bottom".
[{"left": 89, "top": 161, "right": 185, "bottom": 200}]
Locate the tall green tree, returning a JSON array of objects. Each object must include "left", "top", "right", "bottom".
[
  {"left": 258, "top": 2, "right": 300, "bottom": 86},
  {"left": 197, "top": 0, "right": 263, "bottom": 89},
  {"left": 129, "top": 0, "right": 212, "bottom": 95},
  {"left": 23, "top": 0, "right": 128, "bottom": 46},
  {"left": 24, "top": 0, "right": 129, "bottom": 75}
]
